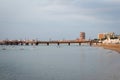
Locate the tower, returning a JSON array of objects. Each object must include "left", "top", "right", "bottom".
[{"left": 80, "top": 32, "right": 85, "bottom": 40}]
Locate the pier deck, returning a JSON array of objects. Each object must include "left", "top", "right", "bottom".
[{"left": 0, "top": 40, "right": 99, "bottom": 46}]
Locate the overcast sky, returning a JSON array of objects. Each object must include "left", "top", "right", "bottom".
[{"left": 0, "top": 0, "right": 120, "bottom": 40}]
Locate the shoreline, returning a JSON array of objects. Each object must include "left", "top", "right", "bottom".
[{"left": 93, "top": 43, "right": 120, "bottom": 53}]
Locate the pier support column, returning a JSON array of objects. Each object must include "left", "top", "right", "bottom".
[
  {"left": 20, "top": 43, "right": 23, "bottom": 45},
  {"left": 35, "top": 42, "right": 39, "bottom": 46},
  {"left": 89, "top": 42, "right": 92, "bottom": 46},
  {"left": 10, "top": 42, "right": 13, "bottom": 45},
  {"left": 47, "top": 43, "right": 49, "bottom": 46},
  {"left": 68, "top": 43, "right": 70, "bottom": 46},
  {"left": 57, "top": 43, "right": 60, "bottom": 46},
  {"left": 79, "top": 43, "right": 81, "bottom": 46},
  {"left": 31, "top": 43, "right": 33, "bottom": 45},
  {"left": 5, "top": 42, "right": 8, "bottom": 45},
  {"left": 25, "top": 43, "right": 29, "bottom": 46},
  {"left": 15, "top": 42, "right": 19, "bottom": 45}
]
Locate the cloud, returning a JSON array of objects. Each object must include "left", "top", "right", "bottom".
[
  {"left": 0, "top": 0, "right": 94, "bottom": 23},
  {"left": 0, "top": 0, "right": 120, "bottom": 24},
  {"left": 0, "top": 0, "right": 120, "bottom": 39}
]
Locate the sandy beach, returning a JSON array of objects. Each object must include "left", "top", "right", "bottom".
[{"left": 94, "top": 43, "right": 120, "bottom": 53}]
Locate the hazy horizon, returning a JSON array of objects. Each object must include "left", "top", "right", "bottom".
[{"left": 0, "top": 0, "right": 120, "bottom": 40}]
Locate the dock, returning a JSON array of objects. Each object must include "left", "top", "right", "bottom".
[{"left": 0, "top": 40, "right": 99, "bottom": 46}]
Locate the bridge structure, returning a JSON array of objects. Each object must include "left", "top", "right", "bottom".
[{"left": 0, "top": 40, "right": 100, "bottom": 46}]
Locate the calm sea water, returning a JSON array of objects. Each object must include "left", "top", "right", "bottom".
[{"left": 0, "top": 45, "right": 120, "bottom": 80}]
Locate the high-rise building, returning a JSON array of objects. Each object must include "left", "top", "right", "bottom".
[{"left": 80, "top": 32, "right": 85, "bottom": 40}]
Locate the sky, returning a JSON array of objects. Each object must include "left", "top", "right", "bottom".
[{"left": 0, "top": 0, "right": 120, "bottom": 40}]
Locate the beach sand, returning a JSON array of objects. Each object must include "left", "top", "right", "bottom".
[{"left": 93, "top": 43, "right": 120, "bottom": 53}]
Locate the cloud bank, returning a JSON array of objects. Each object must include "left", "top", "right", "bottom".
[{"left": 0, "top": 0, "right": 120, "bottom": 39}]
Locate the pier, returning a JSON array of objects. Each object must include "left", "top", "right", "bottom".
[{"left": 0, "top": 40, "right": 100, "bottom": 46}]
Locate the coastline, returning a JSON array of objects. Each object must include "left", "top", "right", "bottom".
[{"left": 93, "top": 43, "right": 120, "bottom": 53}]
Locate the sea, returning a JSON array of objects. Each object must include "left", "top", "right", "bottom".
[{"left": 0, "top": 44, "right": 120, "bottom": 80}]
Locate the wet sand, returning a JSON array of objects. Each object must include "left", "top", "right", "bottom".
[{"left": 94, "top": 43, "right": 120, "bottom": 53}]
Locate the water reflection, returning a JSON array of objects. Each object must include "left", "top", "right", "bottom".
[{"left": 0, "top": 45, "right": 120, "bottom": 80}]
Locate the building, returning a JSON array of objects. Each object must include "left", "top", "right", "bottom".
[
  {"left": 98, "top": 32, "right": 115, "bottom": 40},
  {"left": 80, "top": 32, "right": 85, "bottom": 40},
  {"left": 105, "top": 32, "right": 115, "bottom": 40},
  {"left": 98, "top": 32, "right": 120, "bottom": 44},
  {"left": 98, "top": 33, "right": 105, "bottom": 40}
]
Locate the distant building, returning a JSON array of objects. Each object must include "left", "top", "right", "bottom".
[
  {"left": 98, "top": 32, "right": 120, "bottom": 44},
  {"left": 80, "top": 32, "right": 85, "bottom": 40},
  {"left": 98, "top": 33, "right": 105, "bottom": 40},
  {"left": 98, "top": 32, "right": 116, "bottom": 40},
  {"left": 105, "top": 32, "right": 115, "bottom": 40}
]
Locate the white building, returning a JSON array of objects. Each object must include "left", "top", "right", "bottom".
[{"left": 102, "top": 39, "right": 120, "bottom": 44}]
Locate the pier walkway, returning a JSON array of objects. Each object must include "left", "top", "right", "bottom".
[{"left": 0, "top": 40, "right": 100, "bottom": 46}]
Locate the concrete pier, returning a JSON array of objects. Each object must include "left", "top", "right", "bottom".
[{"left": 0, "top": 40, "right": 101, "bottom": 46}]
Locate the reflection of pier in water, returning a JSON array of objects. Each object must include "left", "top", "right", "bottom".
[{"left": 0, "top": 40, "right": 100, "bottom": 46}]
